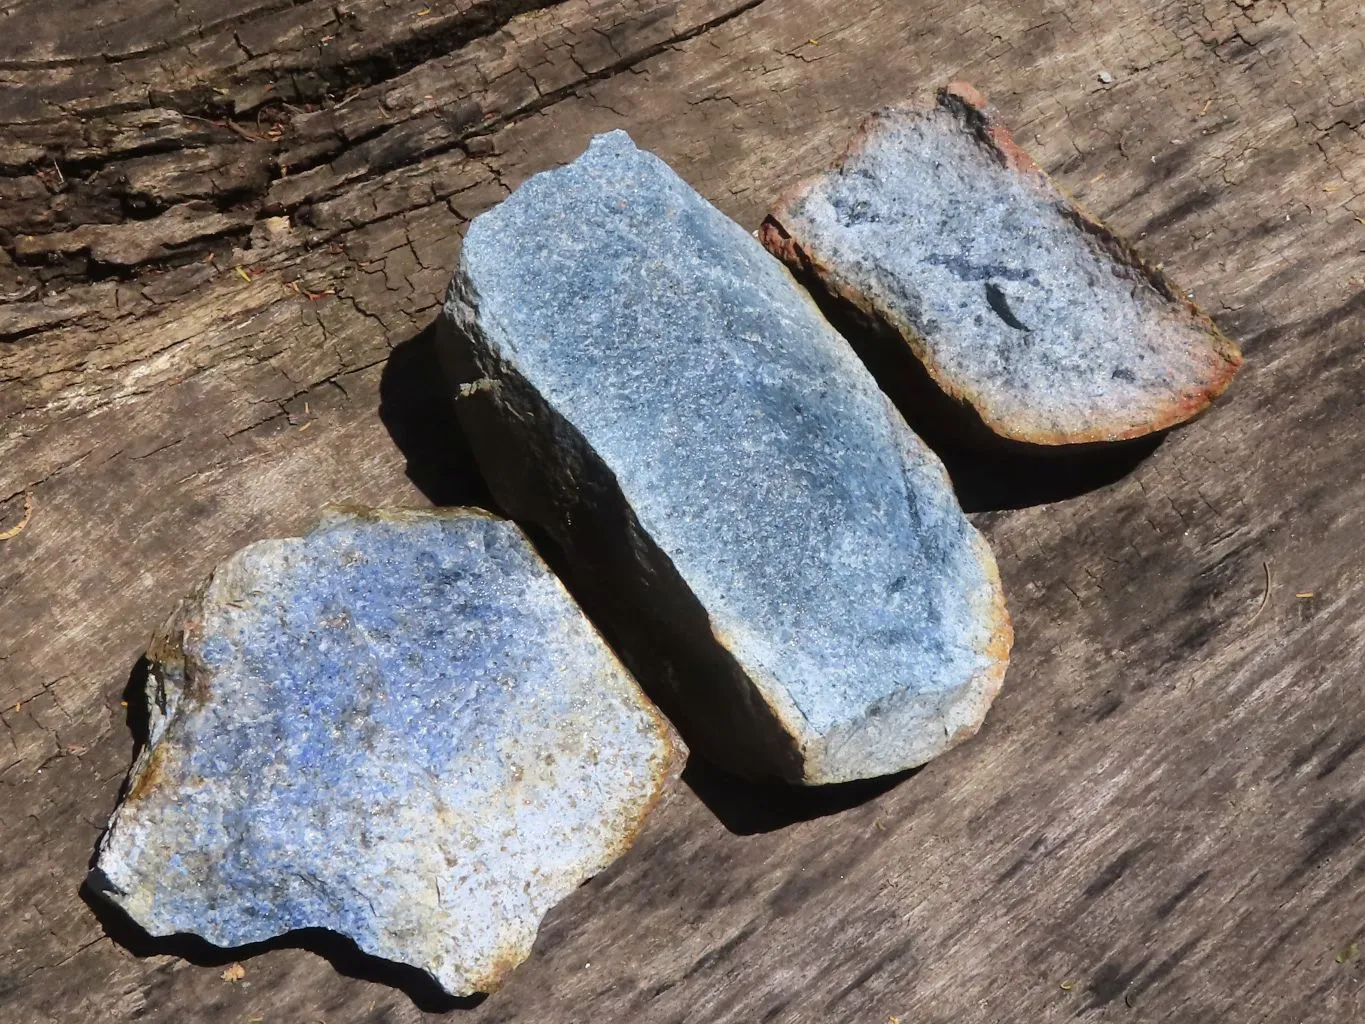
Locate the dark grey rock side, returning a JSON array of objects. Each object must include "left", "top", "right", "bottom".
[
  {"left": 90, "top": 507, "right": 681, "bottom": 997},
  {"left": 439, "top": 131, "right": 1012, "bottom": 785}
]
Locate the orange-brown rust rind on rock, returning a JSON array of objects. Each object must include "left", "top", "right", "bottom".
[
  {"left": 938, "top": 81, "right": 1045, "bottom": 179},
  {"left": 762, "top": 81, "right": 1244, "bottom": 448},
  {"left": 959, "top": 538, "right": 1014, "bottom": 746},
  {"left": 595, "top": 701, "right": 686, "bottom": 863},
  {"left": 124, "top": 742, "right": 172, "bottom": 803},
  {"left": 911, "top": 524, "right": 1013, "bottom": 761},
  {"left": 473, "top": 945, "right": 533, "bottom": 995}
]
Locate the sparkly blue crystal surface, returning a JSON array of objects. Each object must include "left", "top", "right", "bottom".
[
  {"left": 445, "top": 132, "right": 1011, "bottom": 783},
  {"left": 92, "top": 508, "right": 677, "bottom": 996}
]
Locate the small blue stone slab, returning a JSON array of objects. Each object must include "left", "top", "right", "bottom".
[
  {"left": 761, "top": 83, "right": 1242, "bottom": 445},
  {"left": 90, "top": 507, "right": 680, "bottom": 997},
  {"left": 442, "top": 131, "right": 1012, "bottom": 785}
]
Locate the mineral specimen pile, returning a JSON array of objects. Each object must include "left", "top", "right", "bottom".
[
  {"left": 90, "top": 507, "right": 681, "bottom": 997},
  {"left": 440, "top": 130, "right": 1012, "bottom": 786}
]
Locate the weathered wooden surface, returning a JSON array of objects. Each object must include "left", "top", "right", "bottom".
[{"left": 2, "top": 0, "right": 1364, "bottom": 1020}]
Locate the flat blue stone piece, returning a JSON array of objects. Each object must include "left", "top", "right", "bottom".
[
  {"left": 442, "top": 131, "right": 1012, "bottom": 785},
  {"left": 761, "top": 83, "right": 1242, "bottom": 445},
  {"left": 91, "top": 507, "right": 680, "bottom": 997}
]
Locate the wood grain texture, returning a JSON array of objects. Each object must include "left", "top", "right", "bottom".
[{"left": 2, "top": 0, "right": 1364, "bottom": 1021}]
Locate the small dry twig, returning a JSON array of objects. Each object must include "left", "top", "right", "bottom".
[
  {"left": 221, "top": 119, "right": 266, "bottom": 143},
  {"left": 1248, "top": 559, "right": 1272, "bottom": 625},
  {"left": 285, "top": 279, "right": 336, "bottom": 301}
]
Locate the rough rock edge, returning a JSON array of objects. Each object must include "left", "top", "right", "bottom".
[
  {"left": 439, "top": 265, "right": 1011, "bottom": 785},
  {"left": 759, "top": 80, "right": 1245, "bottom": 448},
  {"left": 802, "top": 511, "right": 1012, "bottom": 782},
  {"left": 88, "top": 505, "right": 685, "bottom": 996}
]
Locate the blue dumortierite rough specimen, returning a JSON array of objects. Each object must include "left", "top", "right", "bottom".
[
  {"left": 761, "top": 83, "right": 1242, "bottom": 446},
  {"left": 440, "top": 130, "right": 1012, "bottom": 786},
  {"left": 90, "top": 508, "right": 681, "bottom": 997}
]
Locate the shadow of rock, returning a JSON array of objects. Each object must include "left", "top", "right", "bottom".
[
  {"left": 379, "top": 318, "right": 493, "bottom": 510},
  {"left": 935, "top": 432, "right": 1163, "bottom": 514},
  {"left": 682, "top": 758, "right": 916, "bottom": 836},
  {"left": 80, "top": 884, "right": 480, "bottom": 1013},
  {"left": 121, "top": 655, "right": 151, "bottom": 761}
]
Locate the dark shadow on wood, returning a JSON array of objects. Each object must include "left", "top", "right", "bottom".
[
  {"left": 84, "top": 656, "right": 156, "bottom": 875},
  {"left": 681, "top": 757, "right": 916, "bottom": 836},
  {"left": 122, "top": 655, "right": 152, "bottom": 761},
  {"left": 933, "top": 433, "right": 1163, "bottom": 514},
  {"left": 379, "top": 318, "right": 494, "bottom": 510},
  {"left": 788, "top": 264, "right": 1168, "bottom": 512},
  {"left": 80, "top": 884, "right": 481, "bottom": 1012}
]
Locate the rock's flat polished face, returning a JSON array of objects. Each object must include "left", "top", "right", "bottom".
[
  {"left": 91, "top": 508, "right": 679, "bottom": 997},
  {"left": 762, "top": 86, "right": 1242, "bottom": 445},
  {"left": 448, "top": 131, "right": 1011, "bottom": 784}
]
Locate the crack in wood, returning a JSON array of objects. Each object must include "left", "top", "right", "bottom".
[{"left": 0, "top": 0, "right": 771, "bottom": 292}]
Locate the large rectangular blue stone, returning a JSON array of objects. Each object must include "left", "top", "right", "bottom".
[{"left": 440, "top": 131, "right": 1012, "bottom": 785}]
